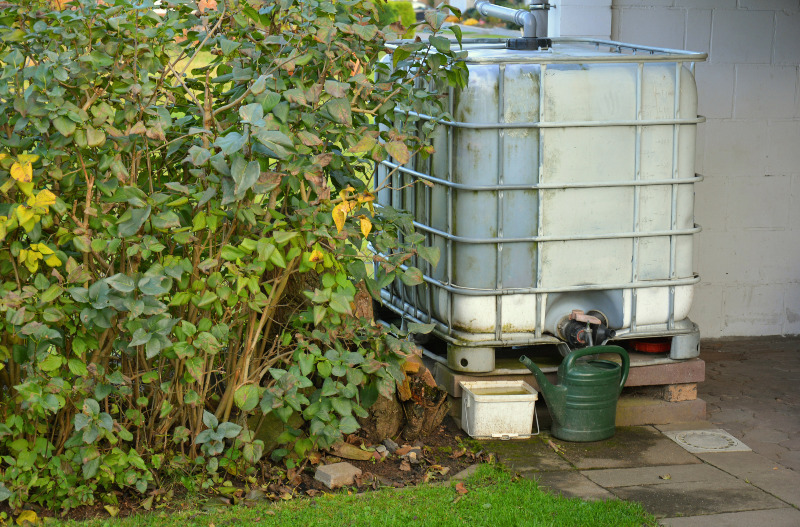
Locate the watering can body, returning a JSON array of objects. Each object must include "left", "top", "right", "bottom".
[{"left": 520, "top": 346, "right": 629, "bottom": 442}]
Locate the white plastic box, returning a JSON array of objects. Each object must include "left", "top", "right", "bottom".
[{"left": 459, "top": 381, "right": 538, "bottom": 440}]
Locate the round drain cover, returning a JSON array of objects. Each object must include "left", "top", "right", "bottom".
[{"left": 675, "top": 430, "right": 739, "bottom": 451}]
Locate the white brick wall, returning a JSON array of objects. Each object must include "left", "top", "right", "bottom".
[{"left": 606, "top": 1, "right": 800, "bottom": 337}]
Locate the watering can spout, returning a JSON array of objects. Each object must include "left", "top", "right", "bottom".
[{"left": 519, "top": 355, "right": 567, "bottom": 423}]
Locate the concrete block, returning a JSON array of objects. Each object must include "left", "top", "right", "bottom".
[
  {"left": 613, "top": 478, "right": 784, "bottom": 519},
  {"left": 662, "top": 508, "right": 800, "bottom": 527},
  {"left": 523, "top": 470, "right": 616, "bottom": 501},
  {"left": 559, "top": 5, "right": 612, "bottom": 38},
  {"left": 314, "top": 462, "right": 362, "bottom": 489},
  {"left": 768, "top": 120, "right": 800, "bottom": 176},
  {"left": 685, "top": 9, "right": 712, "bottom": 54},
  {"left": 703, "top": 119, "right": 767, "bottom": 177},
  {"left": 722, "top": 284, "right": 786, "bottom": 336},
  {"left": 583, "top": 463, "right": 737, "bottom": 488},
  {"left": 615, "top": 7, "right": 686, "bottom": 49},
  {"left": 615, "top": 397, "right": 707, "bottom": 426},
  {"left": 710, "top": 9, "right": 774, "bottom": 64},
  {"left": 613, "top": 0, "right": 672, "bottom": 7},
  {"left": 724, "top": 174, "right": 791, "bottom": 230},
  {"left": 734, "top": 65, "right": 798, "bottom": 120},
  {"left": 774, "top": 12, "right": 800, "bottom": 66},
  {"left": 694, "top": 63, "right": 734, "bottom": 119}
]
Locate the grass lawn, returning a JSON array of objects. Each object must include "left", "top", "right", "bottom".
[{"left": 57, "top": 465, "right": 656, "bottom": 527}]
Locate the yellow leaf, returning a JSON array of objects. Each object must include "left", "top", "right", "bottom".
[
  {"left": 16, "top": 510, "right": 38, "bottom": 525},
  {"left": 359, "top": 216, "right": 372, "bottom": 238},
  {"left": 34, "top": 189, "right": 56, "bottom": 208},
  {"left": 35, "top": 244, "right": 54, "bottom": 255},
  {"left": 10, "top": 161, "right": 32, "bottom": 183},
  {"left": 44, "top": 254, "right": 61, "bottom": 267},
  {"left": 15, "top": 206, "right": 34, "bottom": 227},
  {"left": 0, "top": 153, "right": 7, "bottom": 161},
  {"left": 16, "top": 181, "right": 34, "bottom": 197},
  {"left": 332, "top": 202, "right": 348, "bottom": 233},
  {"left": 17, "top": 154, "right": 39, "bottom": 164},
  {"left": 309, "top": 249, "right": 324, "bottom": 262}
]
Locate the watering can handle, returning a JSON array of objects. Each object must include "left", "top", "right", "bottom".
[{"left": 562, "top": 345, "right": 630, "bottom": 392}]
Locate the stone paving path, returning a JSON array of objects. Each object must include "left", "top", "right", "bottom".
[{"left": 481, "top": 336, "right": 800, "bottom": 526}]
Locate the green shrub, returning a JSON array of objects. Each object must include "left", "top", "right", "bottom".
[{"left": 0, "top": 0, "right": 467, "bottom": 513}]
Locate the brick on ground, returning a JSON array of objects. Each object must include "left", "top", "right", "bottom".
[{"left": 314, "top": 462, "right": 362, "bottom": 489}]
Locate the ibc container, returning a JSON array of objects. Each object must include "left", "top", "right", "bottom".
[{"left": 377, "top": 39, "right": 707, "bottom": 372}]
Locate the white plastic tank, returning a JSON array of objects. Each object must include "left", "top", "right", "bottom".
[{"left": 377, "top": 38, "right": 707, "bottom": 372}]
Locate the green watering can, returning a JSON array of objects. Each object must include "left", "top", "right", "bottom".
[{"left": 519, "top": 345, "right": 629, "bottom": 442}]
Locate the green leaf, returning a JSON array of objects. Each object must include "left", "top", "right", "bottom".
[
  {"left": 239, "top": 103, "right": 264, "bottom": 124},
  {"left": 86, "top": 126, "right": 106, "bottom": 148},
  {"left": 219, "top": 37, "right": 240, "bottom": 56},
  {"left": 215, "top": 132, "right": 247, "bottom": 155},
  {"left": 53, "top": 116, "right": 76, "bottom": 137},
  {"left": 68, "top": 358, "right": 89, "bottom": 376},
  {"left": 417, "top": 245, "right": 440, "bottom": 268},
  {"left": 220, "top": 245, "right": 246, "bottom": 261},
  {"left": 234, "top": 384, "right": 259, "bottom": 412},
  {"left": 217, "top": 421, "right": 242, "bottom": 439},
  {"left": 448, "top": 25, "right": 463, "bottom": 46},
  {"left": 338, "top": 415, "right": 360, "bottom": 434},
  {"left": 331, "top": 397, "right": 352, "bottom": 417},
  {"left": 38, "top": 354, "right": 62, "bottom": 372},
  {"left": 400, "top": 266, "right": 424, "bottom": 286},
  {"left": 186, "top": 145, "right": 211, "bottom": 166},
  {"left": 429, "top": 35, "right": 451, "bottom": 53},
  {"left": 231, "top": 157, "right": 261, "bottom": 196},
  {"left": 106, "top": 273, "right": 135, "bottom": 293},
  {"left": 323, "top": 98, "right": 352, "bottom": 126},
  {"left": 202, "top": 410, "right": 218, "bottom": 429},
  {"left": 0, "top": 483, "right": 12, "bottom": 502},
  {"left": 118, "top": 205, "right": 151, "bottom": 237},
  {"left": 407, "top": 322, "right": 436, "bottom": 334}
]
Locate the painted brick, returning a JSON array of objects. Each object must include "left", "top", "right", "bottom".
[
  {"left": 783, "top": 284, "right": 800, "bottom": 335},
  {"left": 613, "top": 0, "right": 672, "bottom": 6},
  {"left": 694, "top": 63, "right": 735, "bottom": 118},
  {"left": 314, "top": 462, "right": 362, "bottom": 489},
  {"left": 791, "top": 175, "right": 800, "bottom": 230},
  {"left": 559, "top": 5, "right": 612, "bottom": 38},
  {"left": 724, "top": 174, "right": 791, "bottom": 231},
  {"left": 734, "top": 65, "right": 798, "bottom": 120},
  {"left": 673, "top": 0, "right": 736, "bottom": 8},
  {"left": 768, "top": 120, "right": 800, "bottom": 176},
  {"left": 615, "top": 7, "right": 686, "bottom": 49},
  {"left": 703, "top": 119, "right": 767, "bottom": 177},
  {"left": 774, "top": 12, "right": 800, "bottom": 66},
  {"left": 737, "top": 0, "right": 798, "bottom": 10},
  {"left": 688, "top": 283, "right": 725, "bottom": 338},
  {"left": 561, "top": 0, "right": 611, "bottom": 6},
  {"left": 722, "top": 284, "right": 786, "bottom": 336},
  {"left": 692, "top": 171, "right": 729, "bottom": 232},
  {"left": 694, "top": 121, "right": 706, "bottom": 173},
  {"left": 710, "top": 9, "right": 774, "bottom": 64},
  {"left": 685, "top": 9, "right": 712, "bottom": 54}
]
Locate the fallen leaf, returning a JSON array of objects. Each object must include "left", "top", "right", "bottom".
[
  {"left": 399, "top": 460, "right": 411, "bottom": 471},
  {"left": 455, "top": 481, "right": 468, "bottom": 495},
  {"left": 16, "top": 510, "right": 38, "bottom": 525},
  {"left": 659, "top": 474, "right": 671, "bottom": 480}
]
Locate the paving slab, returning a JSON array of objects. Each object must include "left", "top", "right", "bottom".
[
  {"left": 481, "top": 436, "right": 572, "bottom": 472},
  {"left": 609, "top": 479, "right": 785, "bottom": 518},
  {"left": 660, "top": 507, "right": 800, "bottom": 527},
  {"left": 582, "top": 463, "right": 738, "bottom": 488},
  {"left": 698, "top": 451, "right": 800, "bottom": 507},
  {"left": 554, "top": 426, "right": 700, "bottom": 470},
  {"left": 521, "top": 469, "right": 616, "bottom": 502}
]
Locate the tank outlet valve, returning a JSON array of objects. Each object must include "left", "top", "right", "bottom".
[{"left": 558, "top": 309, "right": 617, "bottom": 349}]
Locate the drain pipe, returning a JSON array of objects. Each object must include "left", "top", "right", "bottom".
[{"left": 474, "top": 0, "right": 552, "bottom": 50}]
